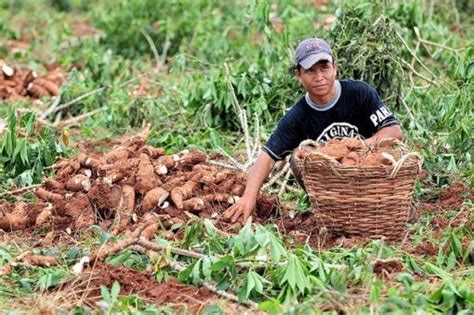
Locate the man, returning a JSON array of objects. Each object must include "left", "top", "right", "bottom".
[{"left": 223, "top": 38, "right": 402, "bottom": 224}]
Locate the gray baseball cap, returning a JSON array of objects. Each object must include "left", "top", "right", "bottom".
[{"left": 295, "top": 38, "right": 333, "bottom": 69}]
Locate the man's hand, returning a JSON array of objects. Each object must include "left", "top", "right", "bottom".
[
  {"left": 366, "top": 124, "right": 403, "bottom": 146},
  {"left": 222, "top": 194, "right": 257, "bottom": 224},
  {"left": 222, "top": 151, "right": 276, "bottom": 224}
]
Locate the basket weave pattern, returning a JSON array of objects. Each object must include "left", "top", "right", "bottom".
[{"left": 294, "top": 139, "right": 423, "bottom": 241}]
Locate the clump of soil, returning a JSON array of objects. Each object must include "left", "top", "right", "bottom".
[
  {"left": 373, "top": 259, "right": 403, "bottom": 279},
  {"left": 0, "top": 126, "right": 277, "bottom": 235},
  {"left": 295, "top": 137, "right": 399, "bottom": 167},
  {"left": 419, "top": 183, "right": 473, "bottom": 213},
  {"left": 76, "top": 262, "right": 216, "bottom": 313},
  {"left": 274, "top": 210, "right": 370, "bottom": 249},
  {"left": 0, "top": 60, "right": 66, "bottom": 100}
]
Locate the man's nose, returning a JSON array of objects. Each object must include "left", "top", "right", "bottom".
[{"left": 312, "top": 71, "right": 323, "bottom": 81}]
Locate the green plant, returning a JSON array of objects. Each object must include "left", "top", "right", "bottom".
[{"left": 0, "top": 111, "right": 71, "bottom": 188}]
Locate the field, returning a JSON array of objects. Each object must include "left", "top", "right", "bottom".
[{"left": 0, "top": 0, "right": 472, "bottom": 314}]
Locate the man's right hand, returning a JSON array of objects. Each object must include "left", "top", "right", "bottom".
[
  {"left": 222, "top": 194, "right": 257, "bottom": 224},
  {"left": 222, "top": 151, "right": 276, "bottom": 224}
]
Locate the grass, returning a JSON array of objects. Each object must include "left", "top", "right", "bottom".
[{"left": 0, "top": 0, "right": 473, "bottom": 313}]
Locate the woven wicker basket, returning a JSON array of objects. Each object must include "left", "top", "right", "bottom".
[{"left": 294, "top": 138, "right": 423, "bottom": 242}]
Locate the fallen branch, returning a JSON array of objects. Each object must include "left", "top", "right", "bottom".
[
  {"left": 0, "top": 184, "right": 41, "bottom": 198},
  {"left": 224, "top": 63, "right": 252, "bottom": 163},
  {"left": 45, "top": 76, "right": 144, "bottom": 118},
  {"left": 141, "top": 29, "right": 161, "bottom": 71},
  {"left": 54, "top": 107, "right": 103, "bottom": 128},
  {"left": 400, "top": 59, "right": 438, "bottom": 86},
  {"left": 207, "top": 160, "right": 242, "bottom": 171},
  {"left": 216, "top": 146, "right": 244, "bottom": 170},
  {"left": 395, "top": 31, "right": 439, "bottom": 86},
  {"left": 90, "top": 223, "right": 152, "bottom": 262},
  {"left": 263, "top": 161, "right": 290, "bottom": 190},
  {"left": 40, "top": 94, "right": 62, "bottom": 120},
  {"left": 414, "top": 27, "right": 464, "bottom": 54},
  {"left": 275, "top": 180, "right": 301, "bottom": 194},
  {"left": 278, "top": 168, "right": 292, "bottom": 197},
  {"left": 137, "top": 237, "right": 204, "bottom": 260}
]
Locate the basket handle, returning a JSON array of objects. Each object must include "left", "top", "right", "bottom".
[
  {"left": 303, "top": 151, "right": 343, "bottom": 178},
  {"left": 389, "top": 152, "right": 424, "bottom": 178},
  {"left": 298, "top": 139, "right": 320, "bottom": 149},
  {"left": 373, "top": 137, "right": 409, "bottom": 151}
]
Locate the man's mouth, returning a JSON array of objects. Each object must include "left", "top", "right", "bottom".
[{"left": 313, "top": 84, "right": 327, "bottom": 89}]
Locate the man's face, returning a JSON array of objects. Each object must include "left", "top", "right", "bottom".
[{"left": 296, "top": 61, "right": 337, "bottom": 101}]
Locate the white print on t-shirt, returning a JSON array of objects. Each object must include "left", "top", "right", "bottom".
[
  {"left": 316, "top": 122, "right": 359, "bottom": 143},
  {"left": 370, "top": 106, "right": 393, "bottom": 127}
]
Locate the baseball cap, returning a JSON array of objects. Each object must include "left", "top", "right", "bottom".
[{"left": 295, "top": 38, "right": 333, "bottom": 69}]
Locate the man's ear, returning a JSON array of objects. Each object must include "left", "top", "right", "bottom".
[{"left": 333, "top": 62, "right": 338, "bottom": 77}]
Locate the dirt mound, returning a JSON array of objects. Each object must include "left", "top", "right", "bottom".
[
  {"left": 275, "top": 210, "right": 370, "bottom": 248},
  {"left": 76, "top": 262, "right": 216, "bottom": 312},
  {"left": 419, "top": 183, "right": 473, "bottom": 213},
  {"left": 0, "top": 126, "right": 277, "bottom": 235},
  {"left": 296, "top": 137, "right": 401, "bottom": 167},
  {"left": 0, "top": 61, "right": 66, "bottom": 100},
  {"left": 373, "top": 259, "right": 403, "bottom": 279}
]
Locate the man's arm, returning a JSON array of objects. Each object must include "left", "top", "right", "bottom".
[
  {"left": 222, "top": 151, "right": 276, "bottom": 223},
  {"left": 366, "top": 124, "right": 402, "bottom": 146}
]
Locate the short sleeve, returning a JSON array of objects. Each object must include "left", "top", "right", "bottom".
[
  {"left": 263, "top": 113, "right": 303, "bottom": 161},
  {"left": 361, "top": 83, "right": 399, "bottom": 133}
]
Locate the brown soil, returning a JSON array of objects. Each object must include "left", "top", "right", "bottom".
[
  {"left": 79, "top": 262, "right": 216, "bottom": 313},
  {"left": 274, "top": 210, "right": 370, "bottom": 249},
  {"left": 419, "top": 183, "right": 473, "bottom": 213},
  {"left": 410, "top": 242, "right": 438, "bottom": 256},
  {"left": 373, "top": 259, "right": 403, "bottom": 279}
]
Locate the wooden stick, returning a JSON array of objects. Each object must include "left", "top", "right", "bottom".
[
  {"left": 46, "top": 76, "right": 144, "bottom": 117},
  {"left": 414, "top": 27, "right": 464, "bottom": 54},
  {"left": 395, "top": 31, "right": 439, "bottom": 85},
  {"left": 216, "top": 146, "right": 244, "bottom": 170},
  {"left": 90, "top": 223, "right": 151, "bottom": 262},
  {"left": 40, "top": 94, "right": 62, "bottom": 119},
  {"left": 400, "top": 59, "right": 438, "bottom": 86},
  {"left": 263, "top": 161, "right": 290, "bottom": 190},
  {"left": 141, "top": 29, "right": 161, "bottom": 70},
  {"left": 224, "top": 63, "right": 252, "bottom": 162},
  {"left": 207, "top": 160, "right": 242, "bottom": 171},
  {"left": 275, "top": 180, "right": 301, "bottom": 194},
  {"left": 137, "top": 238, "right": 204, "bottom": 260},
  {"left": 55, "top": 108, "right": 103, "bottom": 128},
  {"left": 0, "top": 184, "right": 41, "bottom": 197},
  {"left": 278, "top": 168, "right": 292, "bottom": 197}
]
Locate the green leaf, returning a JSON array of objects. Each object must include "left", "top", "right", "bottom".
[
  {"left": 210, "top": 256, "right": 234, "bottom": 271},
  {"left": 192, "top": 259, "right": 202, "bottom": 284},
  {"left": 245, "top": 272, "right": 256, "bottom": 298},
  {"left": 280, "top": 254, "right": 309, "bottom": 296},
  {"left": 254, "top": 225, "right": 268, "bottom": 246},
  {"left": 259, "top": 299, "right": 281, "bottom": 314},
  {"left": 202, "top": 256, "right": 212, "bottom": 280},
  {"left": 268, "top": 233, "right": 285, "bottom": 263},
  {"left": 100, "top": 285, "right": 111, "bottom": 302},
  {"left": 111, "top": 281, "right": 121, "bottom": 300}
]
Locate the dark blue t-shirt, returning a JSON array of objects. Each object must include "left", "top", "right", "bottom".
[{"left": 263, "top": 79, "right": 399, "bottom": 161}]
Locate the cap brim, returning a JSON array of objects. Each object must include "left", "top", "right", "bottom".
[{"left": 300, "top": 53, "right": 333, "bottom": 69}]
